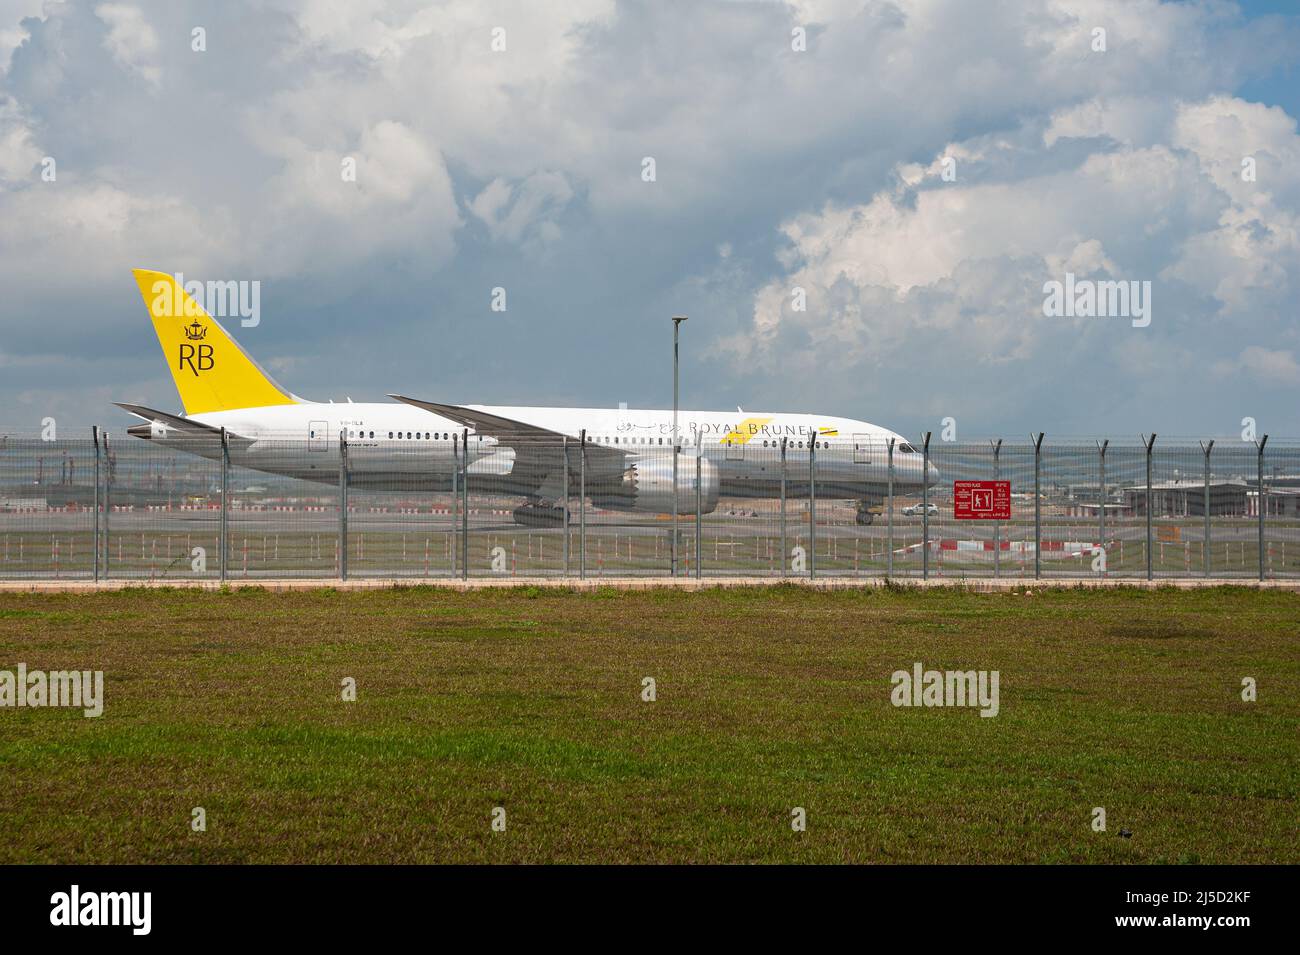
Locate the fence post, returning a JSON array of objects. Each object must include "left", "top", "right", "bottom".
[
  {"left": 694, "top": 433, "right": 702, "bottom": 580},
  {"left": 1200, "top": 440, "right": 1213, "bottom": 578},
  {"left": 809, "top": 435, "right": 817, "bottom": 580},
  {"left": 1143, "top": 432, "right": 1157, "bottom": 581},
  {"left": 1097, "top": 439, "right": 1108, "bottom": 577},
  {"left": 450, "top": 434, "right": 458, "bottom": 577},
  {"left": 1257, "top": 434, "right": 1268, "bottom": 581},
  {"left": 1032, "top": 432, "right": 1044, "bottom": 580},
  {"left": 215, "top": 428, "right": 227, "bottom": 582},
  {"left": 992, "top": 439, "right": 1003, "bottom": 579},
  {"left": 338, "top": 430, "right": 348, "bottom": 581},
  {"left": 922, "top": 431, "right": 932, "bottom": 581},
  {"left": 886, "top": 438, "right": 895, "bottom": 577},
  {"left": 103, "top": 432, "right": 112, "bottom": 580},
  {"left": 461, "top": 427, "right": 469, "bottom": 581},
  {"left": 92, "top": 426, "right": 100, "bottom": 583},
  {"left": 672, "top": 429, "right": 679, "bottom": 579},
  {"left": 562, "top": 436, "right": 570, "bottom": 576},
  {"left": 779, "top": 437, "right": 787, "bottom": 577},
  {"left": 579, "top": 429, "right": 587, "bottom": 580}
]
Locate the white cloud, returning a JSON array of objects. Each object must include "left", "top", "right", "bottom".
[
  {"left": 726, "top": 93, "right": 1299, "bottom": 390},
  {"left": 94, "top": 3, "right": 159, "bottom": 86},
  {"left": 0, "top": 94, "right": 41, "bottom": 181},
  {"left": 0, "top": 181, "right": 237, "bottom": 283},
  {"left": 0, "top": 0, "right": 1297, "bottom": 428},
  {"left": 0, "top": 0, "right": 47, "bottom": 73},
  {"left": 254, "top": 119, "right": 461, "bottom": 275},
  {"left": 1213, "top": 346, "right": 1300, "bottom": 387},
  {"left": 469, "top": 171, "right": 573, "bottom": 246}
]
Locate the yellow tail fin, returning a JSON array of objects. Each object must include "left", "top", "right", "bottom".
[{"left": 132, "top": 269, "right": 300, "bottom": 415}]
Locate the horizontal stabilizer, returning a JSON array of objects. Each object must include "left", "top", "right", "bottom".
[{"left": 115, "top": 403, "right": 249, "bottom": 444}]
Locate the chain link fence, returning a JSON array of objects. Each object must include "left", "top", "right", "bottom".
[{"left": 1, "top": 428, "right": 1295, "bottom": 581}]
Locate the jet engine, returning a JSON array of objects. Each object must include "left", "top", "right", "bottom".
[{"left": 591, "top": 455, "right": 720, "bottom": 515}]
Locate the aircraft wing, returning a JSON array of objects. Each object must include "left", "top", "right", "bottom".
[{"left": 387, "top": 395, "right": 627, "bottom": 498}]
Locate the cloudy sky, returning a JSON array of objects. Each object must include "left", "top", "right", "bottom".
[{"left": 1, "top": 0, "right": 1298, "bottom": 439}]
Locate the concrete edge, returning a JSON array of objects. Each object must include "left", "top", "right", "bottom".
[{"left": 1, "top": 576, "right": 1297, "bottom": 594}]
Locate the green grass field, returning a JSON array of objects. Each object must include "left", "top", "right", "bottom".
[{"left": 0, "top": 585, "right": 1296, "bottom": 863}]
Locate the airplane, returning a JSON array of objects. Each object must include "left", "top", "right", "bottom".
[{"left": 118, "top": 270, "right": 935, "bottom": 526}]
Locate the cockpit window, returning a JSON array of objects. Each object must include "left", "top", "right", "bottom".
[{"left": 899, "top": 443, "right": 918, "bottom": 453}]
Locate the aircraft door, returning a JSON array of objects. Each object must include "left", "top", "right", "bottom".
[
  {"left": 853, "top": 433, "right": 871, "bottom": 464},
  {"left": 309, "top": 420, "right": 328, "bottom": 451}
]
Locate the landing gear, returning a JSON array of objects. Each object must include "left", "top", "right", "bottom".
[{"left": 511, "top": 502, "right": 569, "bottom": 527}]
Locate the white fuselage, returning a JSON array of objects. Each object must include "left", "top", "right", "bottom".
[{"left": 133, "top": 401, "right": 932, "bottom": 503}]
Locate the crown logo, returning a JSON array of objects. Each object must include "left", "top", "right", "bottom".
[{"left": 184, "top": 321, "right": 207, "bottom": 341}]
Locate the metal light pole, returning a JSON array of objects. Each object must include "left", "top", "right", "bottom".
[{"left": 671, "top": 315, "right": 687, "bottom": 578}]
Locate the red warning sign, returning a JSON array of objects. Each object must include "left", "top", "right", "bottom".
[{"left": 953, "top": 480, "right": 1011, "bottom": 520}]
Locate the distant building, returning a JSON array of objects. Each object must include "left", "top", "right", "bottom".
[
  {"left": 1123, "top": 480, "right": 1249, "bottom": 517},
  {"left": 1247, "top": 488, "right": 1300, "bottom": 518}
]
